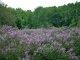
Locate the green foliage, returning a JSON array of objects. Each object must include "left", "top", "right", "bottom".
[
  {"left": 15, "top": 8, "right": 30, "bottom": 29},
  {"left": 0, "top": 2, "right": 17, "bottom": 26},
  {"left": 69, "top": 16, "right": 80, "bottom": 28},
  {"left": 0, "top": 36, "right": 25, "bottom": 60},
  {"left": 28, "top": 42, "right": 38, "bottom": 55},
  {"left": 0, "top": 1, "right": 80, "bottom": 28},
  {"left": 34, "top": 47, "right": 71, "bottom": 60},
  {"left": 0, "top": 37, "right": 11, "bottom": 48},
  {"left": 71, "top": 35, "right": 80, "bottom": 59}
]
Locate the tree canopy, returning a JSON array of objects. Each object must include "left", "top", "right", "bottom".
[{"left": 0, "top": 1, "right": 80, "bottom": 29}]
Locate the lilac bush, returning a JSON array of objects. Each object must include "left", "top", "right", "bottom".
[{"left": 0, "top": 25, "right": 80, "bottom": 60}]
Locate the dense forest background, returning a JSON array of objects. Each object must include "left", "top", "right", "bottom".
[{"left": 0, "top": 1, "right": 80, "bottom": 29}]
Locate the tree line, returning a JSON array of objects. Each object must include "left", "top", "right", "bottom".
[{"left": 0, "top": 1, "right": 80, "bottom": 29}]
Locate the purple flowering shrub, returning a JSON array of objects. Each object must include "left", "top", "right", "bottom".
[
  {"left": 0, "top": 30, "right": 25, "bottom": 60},
  {"left": 70, "top": 34, "right": 80, "bottom": 59},
  {"left": 0, "top": 25, "right": 80, "bottom": 60}
]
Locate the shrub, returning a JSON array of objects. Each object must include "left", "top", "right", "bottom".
[
  {"left": 28, "top": 42, "right": 38, "bottom": 55},
  {"left": 72, "top": 36, "right": 80, "bottom": 59},
  {"left": 34, "top": 47, "right": 71, "bottom": 60},
  {"left": 0, "top": 36, "right": 25, "bottom": 60}
]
